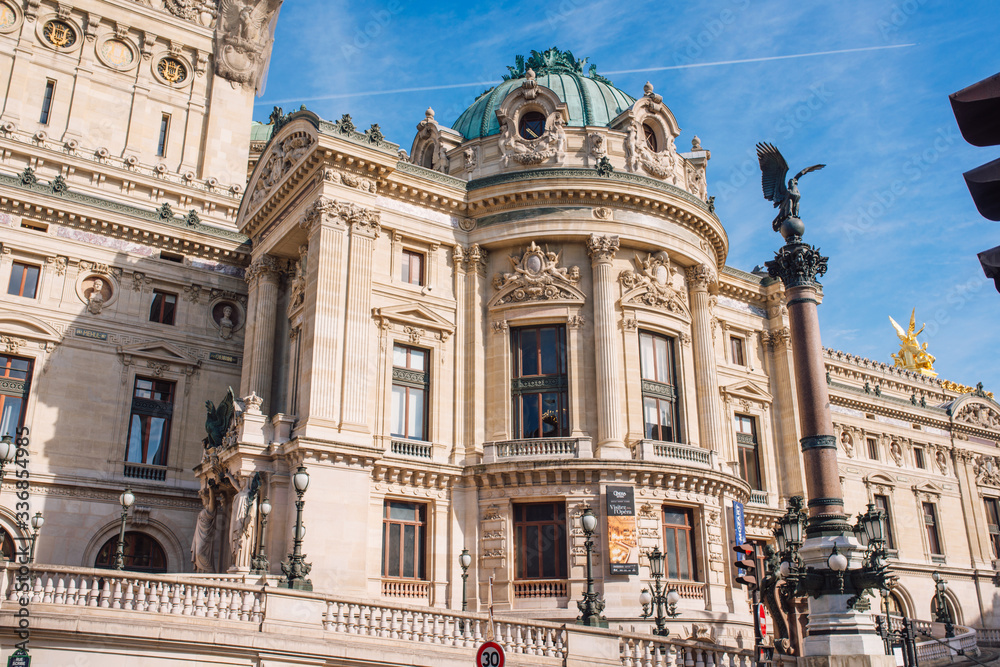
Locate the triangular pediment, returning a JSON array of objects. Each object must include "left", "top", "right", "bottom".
[
  {"left": 913, "top": 480, "right": 944, "bottom": 497},
  {"left": 864, "top": 472, "right": 896, "bottom": 488},
  {"left": 117, "top": 341, "right": 200, "bottom": 367},
  {"left": 720, "top": 380, "right": 773, "bottom": 404},
  {"left": 372, "top": 304, "right": 454, "bottom": 333}
]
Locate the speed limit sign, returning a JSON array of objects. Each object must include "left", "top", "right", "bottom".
[{"left": 476, "top": 641, "right": 505, "bottom": 667}]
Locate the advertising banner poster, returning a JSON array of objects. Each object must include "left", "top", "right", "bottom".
[{"left": 606, "top": 486, "right": 638, "bottom": 575}]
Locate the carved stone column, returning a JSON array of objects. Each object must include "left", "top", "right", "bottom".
[
  {"left": 686, "top": 264, "right": 723, "bottom": 454},
  {"left": 339, "top": 206, "right": 381, "bottom": 432},
  {"left": 244, "top": 254, "right": 283, "bottom": 413},
  {"left": 464, "top": 244, "right": 488, "bottom": 459},
  {"left": 587, "top": 234, "right": 628, "bottom": 459}
]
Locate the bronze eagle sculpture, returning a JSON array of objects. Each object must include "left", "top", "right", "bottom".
[{"left": 756, "top": 142, "right": 825, "bottom": 236}]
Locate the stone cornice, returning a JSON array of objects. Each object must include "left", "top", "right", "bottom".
[
  {"left": 467, "top": 458, "right": 752, "bottom": 504},
  {"left": 0, "top": 171, "right": 250, "bottom": 263}
]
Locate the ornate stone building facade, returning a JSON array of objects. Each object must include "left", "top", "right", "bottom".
[{"left": 0, "top": 12, "right": 998, "bottom": 664}]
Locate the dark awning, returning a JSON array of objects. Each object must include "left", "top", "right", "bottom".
[
  {"left": 951, "top": 72, "right": 1000, "bottom": 147},
  {"left": 978, "top": 244, "right": 1000, "bottom": 293},
  {"left": 965, "top": 157, "right": 1000, "bottom": 221}
]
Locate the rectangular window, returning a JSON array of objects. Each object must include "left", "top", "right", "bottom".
[
  {"left": 661, "top": 507, "right": 697, "bottom": 581},
  {"left": 39, "top": 80, "right": 55, "bottom": 124},
  {"left": 729, "top": 336, "right": 745, "bottom": 366},
  {"left": 149, "top": 290, "right": 177, "bottom": 325},
  {"left": 125, "top": 377, "right": 173, "bottom": 466},
  {"left": 513, "top": 502, "right": 567, "bottom": 580},
  {"left": 873, "top": 494, "right": 896, "bottom": 550},
  {"left": 639, "top": 331, "right": 680, "bottom": 442},
  {"left": 867, "top": 437, "right": 880, "bottom": 461},
  {"left": 511, "top": 325, "right": 568, "bottom": 439},
  {"left": 157, "top": 114, "right": 170, "bottom": 157},
  {"left": 381, "top": 500, "right": 427, "bottom": 579},
  {"left": 401, "top": 249, "right": 424, "bottom": 286},
  {"left": 0, "top": 355, "right": 33, "bottom": 439},
  {"left": 985, "top": 497, "right": 1000, "bottom": 560},
  {"left": 923, "top": 502, "right": 942, "bottom": 555},
  {"left": 390, "top": 344, "right": 428, "bottom": 441},
  {"left": 914, "top": 446, "right": 926, "bottom": 469},
  {"left": 7, "top": 262, "right": 40, "bottom": 299},
  {"left": 735, "top": 414, "right": 763, "bottom": 491}
]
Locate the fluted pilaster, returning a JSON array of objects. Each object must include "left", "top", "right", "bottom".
[
  {"left": 587, "top": 234, "right": 627, "bottom": 459},
  {"left": 339, "top": 207, "right": 381, "bottom": 430},
  {"left": 686, "top": 264, "right": 723, "bottom": 454}
]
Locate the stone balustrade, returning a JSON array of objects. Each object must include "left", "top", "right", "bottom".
[
  {"left": 976, "top": 626, "right": 1000, "bottom": 646},
  {"left": 1, "top": 563, "right": 752, "bottom": 667},
  {"left": 620, "top": 635, "right": 753, "bottom": 667},
  {"left": 381, "top": 578, "right": 429, "bottom": 599},
  {"left": 636, "top": 440, "right": 714, "bottom": 467},
  {"left": 483, "top": 437, "right": 591, "bottom": 462},
  {"left": 513, "top": 579, "right": 568, "bottom": 598}
]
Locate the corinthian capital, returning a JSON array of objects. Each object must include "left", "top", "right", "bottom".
[
  {"left": 245, "top": 254, "right": 283, "bottom": 285},
  {"left": 685, "top": 264, "right": 716, "bottom": 292},
  {"left": 765, "top": 242, "right": 828, "bottom": 289},
  {"left": 343, "top": 203, "right": 382, "bottom": 238},
  {"left": 587, "top": 234, "right": 619, "bottom": 262}
]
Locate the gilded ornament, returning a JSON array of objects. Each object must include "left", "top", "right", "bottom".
[
  {"left": 157, "top": 57, "right": 188, "bottom": 83},
  {"left": 889, "top": 309, "right": 936, "bottom": 377},
  {"left": 43, "top": 19, "right": 76, "bottom": 47}
]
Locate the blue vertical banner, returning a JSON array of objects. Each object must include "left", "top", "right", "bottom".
[
  {"left": 733, "top": 500, "right": 746, "bottom": 545},
  {"left": 732, "top": 500, "right": 746, "bottom": 577}
]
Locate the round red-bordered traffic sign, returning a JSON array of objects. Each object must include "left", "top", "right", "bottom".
[
  {"left": 757, "top": 602, "right": 767, "bottom": 636},
  {"left": 476, "top": 641, "right": 505, "bottom": 667}
]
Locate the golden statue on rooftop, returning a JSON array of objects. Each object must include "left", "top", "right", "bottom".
[{"left": 889, "top": 309, "right": 937, "bottom": 376}]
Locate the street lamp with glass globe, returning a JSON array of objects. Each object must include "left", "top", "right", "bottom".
[
  {"left": 113, "top": 487, "right": 135, "bottom": 570},
  {"left": 0, "top": 434, "right": 17, "bottom": 486},
  {"left": 576, "top": 507, "right": 607, "bottom": 627},
  {"left": 250, "top": 497, "right": 272, "bottom": 575},
  {"left": 459, "top": 549, "right": 472, "bottom": 612},
  {"left": 281, "top": 466, "right": 312, "bottom": 590},
  {"left": 28, "top": 512, "right": 44, "bottom": 563},
  {"left": 932, "top": 572, "right": 955, "bottom": 638}
]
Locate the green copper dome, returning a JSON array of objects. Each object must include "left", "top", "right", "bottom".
[{"left": 452, "top": 48, "right": 636, "bottom": 140}]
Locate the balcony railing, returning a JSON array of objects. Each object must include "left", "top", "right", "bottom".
[
  {"left": 381, "top": 578, "right": 429, "bottom": 599},
  {"left": 636, "top": 440, "right": 713, "bottom": 467},
  {"left": 389, "top": 439, "right": 433, "bottom": 459},
  {"left": 748, "top": 490, "right": 768, "bottom": 505},
  {"left": 513, "top": 579, "right": 567, "bottom": 598},
  {"left": 483, "top": 437, "right": 591, "bottom": 463},
  {"left": 123, "top": 462, "right": 167, "bottom": 481}
]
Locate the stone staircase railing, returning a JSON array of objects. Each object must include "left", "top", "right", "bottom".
[{"left": 2, "top": 563, "right": 754, "bottom": 667}]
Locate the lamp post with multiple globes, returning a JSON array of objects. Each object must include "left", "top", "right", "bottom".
[{"left": 640, "top": 546, "right": 681, "bottom": 636}]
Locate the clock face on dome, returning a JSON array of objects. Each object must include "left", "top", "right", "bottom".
[{"left": 519, "top": 112, "right": 546, "bottom": 140}]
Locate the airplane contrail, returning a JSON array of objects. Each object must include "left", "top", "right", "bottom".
[{"left": 255, "top": 43, "right": 916, "bottom": 106}]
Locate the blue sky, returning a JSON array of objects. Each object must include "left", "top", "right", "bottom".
[{"left": 256, "top": 0, "right": 999, "bottom": 389}]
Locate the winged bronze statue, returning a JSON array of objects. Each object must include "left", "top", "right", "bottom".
[
  {"left": 204, "top": 386, "right": 238, "bottom": 449},
  {"left": 756, "top": 142, "right": 825, "bottom": 236},
  {"left": 889, "top": 309, "right": 936, "bottom": 374}
]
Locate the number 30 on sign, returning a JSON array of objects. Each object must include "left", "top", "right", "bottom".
[{"left": 476, "top": 641, "right": 505, "bottom": 667}]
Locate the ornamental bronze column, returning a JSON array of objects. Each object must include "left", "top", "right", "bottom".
[{"left": 759, "top": 142, "right": 894, "bottom": 665}]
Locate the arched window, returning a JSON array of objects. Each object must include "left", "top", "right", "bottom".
[
  {"left": 94, "top": 531, "right": 167, "bottom": 573},
  {"left": 930, "top": 595, "right": 958, "bottom": 624},
  {"left": 0, "top": 527, "right": 14, "bottom": 561},
  {"left": 518, "top": 112, "right": 546, "bottom": 140},
  {"left": 885, "top": 592, "right": 905, "bottom": 617},
  {"left": 643, "top": 123, "right": 658, "bottom": 152},
  {"left": 420, "top": 146, "right": 434, "bottom": 169}
]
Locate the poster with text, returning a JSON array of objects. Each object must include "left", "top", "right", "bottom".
[{"left": 606, "top": 486, "right": 638, "bottom": 575}]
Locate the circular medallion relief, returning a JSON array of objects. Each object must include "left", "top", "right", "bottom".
[
  {"left": 42, "top": 19, "right": 76, "bottom": 48},
  {"left": 156, "top": 57, "right": 188, "bottom": 84},
  {"left": 0, "top": 2, "right": 20, "bottom": 33},
  {"left": 98, "top": 38, "right": 136, "bottom": 69}
]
